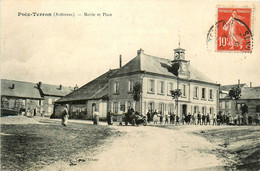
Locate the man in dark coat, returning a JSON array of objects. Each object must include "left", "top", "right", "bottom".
[
  {"left": 206, "top": 113, "right": 210, "bottom": 125},
  {"left": 147, "top": 110, "right": 151, "bottom": 123},
  {"left": 202, "top": 113, "right": 206, "bottom": 125},
  {"left": 176, "top": 115, "right": 179, "bottom": 125},
  {"left": 170, "top": 113, "right": 174, "bottom": 124}
]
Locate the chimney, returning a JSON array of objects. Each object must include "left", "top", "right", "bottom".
[
  {"left": 238, "top": 79, "right": 240, "bottom": 85},
  {"left": 38, "top": 82, "right": 42, "bottom": 88},
  {"left": 59, "top": 85, "right": 62, "bottom": 90},
  {"left": 119, "top": 55, "right": 122, "bottom": 68},
  {"left": 250, "top": 82, "right": 252, "bottom": 87},
  {"left": 137, "top": 48, "right": 144, "bottom": 55},
  {"left": 10, "top": 84, "right": 15, "bottom": 89},
  {"left": 74, "top": 84, "right": 78, "bottom": 91}
]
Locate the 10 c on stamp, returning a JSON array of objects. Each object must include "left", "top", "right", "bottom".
[{"left": 217, "top": 8, "right": 252, "bottom": 52}]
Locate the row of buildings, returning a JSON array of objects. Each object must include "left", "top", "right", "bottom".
[
  {"left": 1, "top": 79, "right": 74, "bottom": 116},
  {"left": 52, "top": 47, "right": 260, "bottom": 120},
  {"left": 2, "top": 47, "right": 259, "bottom": 120}
]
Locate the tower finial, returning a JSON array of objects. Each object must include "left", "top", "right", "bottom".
[{"left": 178, "top": 30, "right": 180, "bottom": 48}]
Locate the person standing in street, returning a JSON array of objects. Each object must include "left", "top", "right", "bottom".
[
  {"left": 202, "top": 113, "right": 206, "bottom": 125},
  {"left": 93, "top": 109, "right": 100, "bottom": 125},
  {"left": 147, "top": 110, "right": 151, "bottom": 123},
  {"left": 61, "top": 104, "right": 69, "bottom": 127},
  {"left": 212, "top": 113, "right": 217, "bottom": 126},
  {"left": 159, "top": 112, "right": 163, "bottom": 125},
  {"left": 197, "top": 112, "right": 202, "bottom": 125},
  {"left": 170, "top": 112, "right": 174, "bottom": 124},
  {"left": 153, "top": 112, "right": 158, "bottom": 124},
  {"left": 176, "top": 115, "right": 179, "bottom": 125},
  {"left": 206, "top": 113, "right": 210, "bottom": 125},
  {"left": 165, "top": 114, "right": 169, "bottom": 124},
  {"left": 107, "top": 110, "right": 113, "bottom": 125}
]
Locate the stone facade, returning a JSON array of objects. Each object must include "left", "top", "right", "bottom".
[{"left": 54, "top": 47, "right": 220, "bottom": 120}]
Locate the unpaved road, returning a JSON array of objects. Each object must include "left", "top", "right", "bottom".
[{"left": 60, "top": 125, "right": 224, "bottom": 171}]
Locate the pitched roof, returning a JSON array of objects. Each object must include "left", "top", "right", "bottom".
[
  {"left": 56, "top": 69, "right": 118, "bottom": 103},
  {"left": 113, "top": 51, "right": 216, "bottom": 84},
  {"left": 220, "top": 85, "right": 259, "bottom": 100},
  {"left": 39, "top": 83, "right": 73, "bottom": 97},
  {"left": 220, "top": 83, "right": 248, "bottom": 92},
  {"left": 240, "top": 87, "right": 260, "bottom": 99},
  {"left": 1, "top": 79, "right": 42, "bottom": 99}
]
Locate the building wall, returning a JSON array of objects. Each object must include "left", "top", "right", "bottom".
[
  {"left": 108, "top": 73, "right": 219, "bottom": 118},
  {"left": 1, "top": 96, "right": 41, "bottom": 116},
  {"left": 53, "top": 99, "right": 108, "bottom": 119},
  {"left": 219, "top": 98, "right": 260, "bottom": 118},
  {"left": 109, "top": 74, "right": 143, "bottom": 114},
  {"left": 42, "top": 96, "right": 60, "bottom": 115},
  {"left": 142, "top": 75, "right": 219, "bottom": 117}
]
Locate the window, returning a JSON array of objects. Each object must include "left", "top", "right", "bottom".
[
  {"left": 222, "top": 102, "right": 225, "bottom": 109},
  {"left": 202, "top": 88, "right": 206, "bottom": 99},
  {"left": 209, "top": 89, "right": 213, "bottom": 100},
  {"left": 182, "top": 84, "right": 186, "bottom": 97},
  {"left": 114, "top": 82, "right": 119, "bottom": 94},
  {"left": 194, "top": 87, "right": 198, "bottom": 98},
  {"left": 128, "top": 81, "right": 133, "bottom": 92},
  {"left": 48, "top": 98, "right": 52, "bottom": 104},
  {"left": 158, "top": 81, "right": 164, "bottom": 94},
  {"left": 127, "top": 101, "right": 132, "bottom": 109},
  {"left": 256, "top": 105, "right": 260, "bottom": 112},
  {"left": 209, "top": 107, "right": 214, "bottom": 114},
  {"left": 113, "top": 102, "right": 119, "bottom": 113},
  {"left": 202, "top": 107, "right": 206, "bottom": 114},
  {"left": 168, "top": 82, "right": 173, "bottom": 95},
  {"left": 39, "top": 100, "right": 42, "bottom": 106},
  {"left": 194, "top": 106, "right": 198, "bottom": 114},
  {"left": 120, "top": 105, "right": 125, "bottom": 112},
  {"left": 159, "top": 103, "right": 164, "bottom": 114},
  {"left": 225, "top": 101, "right": 230, "bottom": 109},
  {"left": 148, "top": 102, "right": 154, "bottom": 112},
  {"left": 148, "top": 79, "right": 155, "bottom": 93}
]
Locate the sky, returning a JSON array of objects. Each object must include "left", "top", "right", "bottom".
[{"left": 1, "top": 0, "right": 260, "bottom": 88}]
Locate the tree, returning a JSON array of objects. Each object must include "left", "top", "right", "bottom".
[
  {"left": 170, "top": 89, "right": 182, "bottom": 117},
  {"left": 228, "top": 86, "right": 241, "bottom": 114},
  {"left": 132, "top": 82, "right": 142, "bottom": 110}
]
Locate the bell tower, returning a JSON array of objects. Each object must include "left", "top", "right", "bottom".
[{"left": 171, "top": 46, "right": 190, "bottom": 79}]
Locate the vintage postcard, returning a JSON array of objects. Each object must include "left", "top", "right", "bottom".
[{"left": 1, "top": 0, "right": 260, "bottom": 171}]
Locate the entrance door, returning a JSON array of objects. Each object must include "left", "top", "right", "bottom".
[
  {"left": 182, "top": 104, "right": 187, "bottom": 116},
  {"left": 92, "top": 103, "right": 96, "bottom": 118}
]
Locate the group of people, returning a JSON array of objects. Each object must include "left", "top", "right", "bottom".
[
  {"left": 61, "top": 105, "right": 260, "bottom": 127},
  {"left": 146, "top": 110, "right": 258, "bottom": 126}
]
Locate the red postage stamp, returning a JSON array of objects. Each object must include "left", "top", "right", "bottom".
[{"left": 217, "top": 8, "right": 252, "bottom": 52}]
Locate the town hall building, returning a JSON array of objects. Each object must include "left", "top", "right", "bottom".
[{"left": 54, "top": 47, "right": 220, "bottom": 120}]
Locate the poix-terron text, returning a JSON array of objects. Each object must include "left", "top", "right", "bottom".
[{"left": 18, "top": 12, "right": 112, "bottom": 17}]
